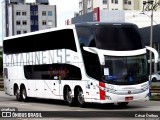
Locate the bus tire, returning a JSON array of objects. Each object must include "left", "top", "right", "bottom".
[
  {"left": 22, "top": 87, "right": 28, "bottom": 102},
  {"left": 15, "top": 88, "right": 21, "bottom": 101},
  {"left": 118, "top": 102, "right": 128, "bottom": 107},
  {"left": 66, "top": 88, "right": 75, "bottom": 106},
  {"left": 152, "top": 78, "right": 157, "bottom": 82},
  {"left": 77, "top": 89, "right": 85, "bottom": 107}
]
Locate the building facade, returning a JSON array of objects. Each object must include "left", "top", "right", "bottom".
[
  {"left": 78, "top": 0, "right": 160, "bottom": 15},
  {"left": 2, "top": 0, "right": 57, "bottom": 38}
]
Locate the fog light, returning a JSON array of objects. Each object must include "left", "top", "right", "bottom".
[{"left": 105, "top": 95, "right": 112, "bottom": 100}]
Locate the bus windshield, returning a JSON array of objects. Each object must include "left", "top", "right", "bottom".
[
  {"left": 103, "top": 54, "right": 148, "bottom": 85},
  {"left": 94, "top": 24, "right": 142, "bottom": 51}
]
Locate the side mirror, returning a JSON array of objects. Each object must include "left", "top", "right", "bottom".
[{"left": 145, "top": 46, "right": 159, "bottom": 63}]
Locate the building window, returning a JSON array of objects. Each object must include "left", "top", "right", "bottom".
[
  {"left": 31, "top": 11, "right": 38, "bottom": 15},
  {"left": 35, "top": 20, "right": 38, "bottom": 25},
  {"left": 16, "top": 21, "right": 21, "bottom": 25},
  {"left": 48, "top": 20, "right": 53, "bottom": 26},
  {"left": 16, "top": 11, "right": 21, "bottom": 16},
  {"left": 79, "top": 10, "right": 83, "bottom": 15},
  {"left": 17, "top": 31, "right": 21, "bottom": 34},
  {"left": 42, "top": 20, "right": 47, "bottom": 25},
  {"left": 42, "top": 11, "right": 46, "bottom": 16},
  {"left": 34, "top": 11, "right": 38, "bottom": 15},
  {"left": 111, "top": 0, "right": 114, "bottom": 3},
  {"left": 88, "top": 7, "right": 92, "bottom": 12},
  {"left": 31, "top": 20, "right": 34, "bottom": 25},
  {"left": 30, "top": 11, "right": 33, "bottom": 15},
  {"left": 128, "top": 1, "right": 131, "bottom": 5},
  {"left": 79, "top": 2, "right": 83, "bottom": 8},
  {"left": 124, "top": 0, "right": 127, "bottom": 4},
  {"left": 22, "top": 21, "right": 27, "bottom": 25},
  {"left": 31, "top": 20, "right": 38, "bottom": 25},
  {"left": 48, "top": 11, "right": 52, "bottom": 16},
  {"left": 22, "top": 11, "right": 27, "bottom": 16},
  {"left": 103, "top": 0, "right": 107, "bottom": 4},
  {"left": 23, "top": 30, "right": 27, "bottom": 33},
  {"left": 112, "top": 0, "right": 118, "bottom": 4}
]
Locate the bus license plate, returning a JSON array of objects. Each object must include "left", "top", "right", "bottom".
[{"left": 125, "top": 96, "right": 133, "bottom": 101}]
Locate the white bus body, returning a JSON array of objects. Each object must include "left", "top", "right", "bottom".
[{"left": 3, "top": 22, "right": 158, "bottom": 107}]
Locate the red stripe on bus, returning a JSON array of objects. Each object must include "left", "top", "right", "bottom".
[{"left": 99, "top": 82, "right": 105, "bottom": 100}]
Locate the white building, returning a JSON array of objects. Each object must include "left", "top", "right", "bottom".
[
  {"left": 2, "top": 0, "right": 57, "bottom": 38},
  {"left": 79, "top": 0, "right": 160, "bottom": 15}
]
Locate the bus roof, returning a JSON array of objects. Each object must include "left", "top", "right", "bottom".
[
  {"left": 75, "top": 22, "right": 137, "bottom": 27},
  {"left": 3, "top": 24, "right": 76, "bottom": 40},
  {"left": 3, "top": 22, "right": 137, "bottom": 41}
]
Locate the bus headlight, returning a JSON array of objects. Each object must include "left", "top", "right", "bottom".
[
  {"left": 106, "top": 87, "right": 116, "bottom": 93},
  {"left": 105, "top": 95, "right": 112, "bottom": 100},
  {"left": 141, "top": 83, "right": 149, "bottom": 91},
  {"left": 97, "top": 85, "right": 116, "bottom": 93}
]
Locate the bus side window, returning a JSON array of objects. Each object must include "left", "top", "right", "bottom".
[{"left": 3, "top": 68, "right": 8, "bottom": 79}]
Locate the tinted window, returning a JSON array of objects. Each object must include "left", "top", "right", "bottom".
[
  {"left": 24, "top": 64, "right": 82, "bottom": 80},
  {"left": 3, "top": 29, "right": 77, "bottom": 54},
  {"left": 94, "top": 24, "right": 142, "bottom": 50},
  {"left": 76, "top": 27, "right": 94, "bottom": 46},
  {"left": 3, "top": 68, "right": 8, "bottom": 79},
  {"left": 82, "top": 50, "right": 102, "bottom": 80}
]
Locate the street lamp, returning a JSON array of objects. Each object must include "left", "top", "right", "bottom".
[{"left": 143, "top": 1, "right": 154, "bottom": 82}]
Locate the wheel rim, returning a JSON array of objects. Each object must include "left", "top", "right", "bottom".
[
  {"left": 16, "top": 89, "right": 20, "bottom": 100},
  {"left": 66, "top": 91, "right": 72, "bottom": 103},
  {"left": 78, "top": 91, "right": 84, "bottom": 104},
  {"left": 22, "top": 89, "right": 26, "bottom": 100}
]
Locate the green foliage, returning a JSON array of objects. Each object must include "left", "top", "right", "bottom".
[
  {"left": 150, "top": 94, "right": 160, "bottom": 101},
  {"left": 151, "top": 85, "right": 160, "bottom": 88}
]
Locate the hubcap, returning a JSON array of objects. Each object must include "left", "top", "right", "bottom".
[
  {"left": 78, "top": 92, "right": 84, "bottom": 104},
  {"left": 16, "top": 89, "right": 20, "bottom": 99},
  {"left": 67, "top": 91, "right": 72, "bottom": 103},
  {"left": 22, "top": 89, "right": 26, "bottom": 99}
]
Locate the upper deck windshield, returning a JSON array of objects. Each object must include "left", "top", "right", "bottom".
[
  {"left": 104, "top": 54, "right": 148, "bottom": 85},
  {"left": 94, "top": 24, "right": 142, "bottom": 51}
]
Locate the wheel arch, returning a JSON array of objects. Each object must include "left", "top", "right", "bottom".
[
  {"left": 74, "top": 85, "right": 82, "bottom": 97},
  {"left": 63, "top": 85, "right": 71, "bottom": 100},
  {"left": 20, "top": 83, "right": 26, "bottom": 94},
  {"left": 13, "top": 83, "right": 19, "bottom": 95}
]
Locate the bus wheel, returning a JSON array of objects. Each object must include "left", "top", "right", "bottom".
[
  {"left": 15, "top": 88, "right": 21, "bottom": 101},
  {"left": 118, "top": 102, "right": 128, "bottom": 107},
  {"left": 77, "top": 90, "right": 85, "bottom": 107},
  {"left": 66, "top": 88, "right": 75, "bottom": 106},
  {"left": 152, "top": 78, "right": 157, "bottom": 82},
  {"left": 22, "top": 87, "right": 28, "bottom": 102}
]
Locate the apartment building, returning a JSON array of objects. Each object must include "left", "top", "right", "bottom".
[
  {"left": 2, "top": 0, "right": 57, "bottom": 37},
  {"left": 79, "top": 0, "right": 160, "bottom": 15}
]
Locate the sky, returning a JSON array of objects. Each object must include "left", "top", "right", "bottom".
[{"left": 0, "top": 0, "right": 79, "bottom": 46}]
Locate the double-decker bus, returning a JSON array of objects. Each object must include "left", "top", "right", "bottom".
[{"left": 3, "top": 22, "right": 159, "bottom": 107}]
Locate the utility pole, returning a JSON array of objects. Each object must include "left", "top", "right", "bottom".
[{"left": 142, "top": 1, "right": 154, "bottom": 82}]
